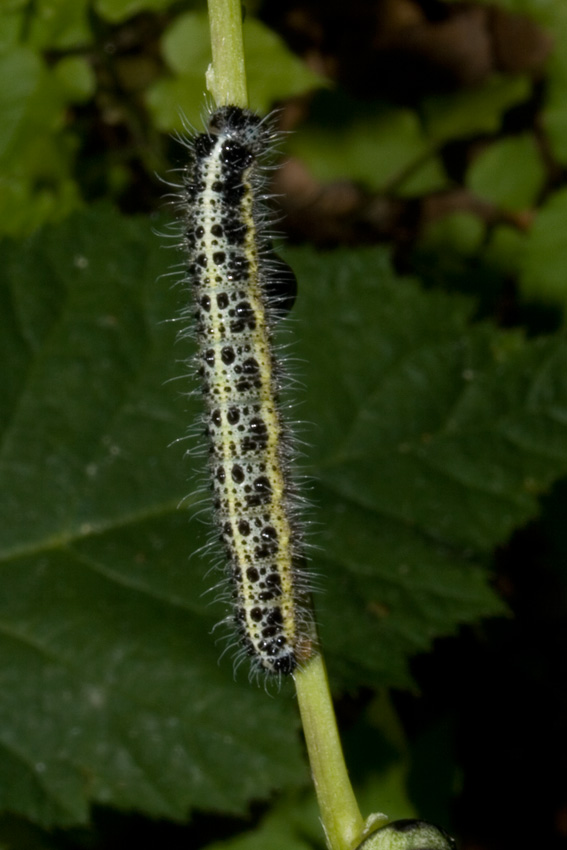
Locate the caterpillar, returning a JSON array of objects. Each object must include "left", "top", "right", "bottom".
[{"left": 180, "top": 105, "right": 315, "bottom": 677}]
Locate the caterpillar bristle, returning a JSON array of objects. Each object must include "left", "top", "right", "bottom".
[{"left": 172, "top": 104, "right": 317, "bottom": 678}]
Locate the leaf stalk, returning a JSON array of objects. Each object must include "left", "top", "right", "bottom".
[
  {"left": 295, "top": 654, "right": 365, "bottom": 850},
  {"left": 206, "top": 0, "right": 248, "bottom": 107}
]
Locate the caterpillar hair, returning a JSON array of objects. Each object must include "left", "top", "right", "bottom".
[{"left": 178, "top": 105, "right": 315, "bottom": 677}]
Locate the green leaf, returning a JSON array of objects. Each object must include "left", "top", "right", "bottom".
[
  {"left": 288, "top": 247, "right": 567, "bottom": 685},
  {"left": 94, "top": 0, "right": 180, "bottom": 23},
  {"left": 203, "top": 748, "right": 413, "bottom": 850},
  {"left": 0, "top": 207, "right": 305, "bottom": 826},
  {"left": 146, "top": 12, "right": 325, "bottom": 131},
  {"left": 0, "top": 7, "right": 25, "bottom": 49},
  {"left": 541, "top": 4, "right": 567, "bottom": 163},
  {"left": 289, "top": 97, "right": 434, "bottom": 191},
  {"left": 52, "top": 56, "right": 96, "bottom": 103},
  {"left": 447, "top": 1, "right": 567, "bottom": 162},
  {"left": 25, "top": 0, "right": 92, "bottom": 49},
  {"left": 202, "top": 694, "right": 420, "bottom": 850},
  {"left": 519, "top": 187, "right": 567, "bottom": 305},
  {"left": 466, "top": 134, "right": 545, "bottom": 211},
  {"left": 441, "top": 0, "right": 558, "bottom": 24},
  {"left": 395, "top": 156, "right": 449, "bottom": 198},
  {"left": 4, "top": 210, "right": 567, "bottom": 826},
  {"left": 543, "top": 93, "right": 567, "bottom": 165},
  {"left": 422, "top": 75, "right": 532, "bottom": 143},
  {"left": 0, "top": 48, "right": 82, "bottom": 235},
  {"left": 203, "top": 798, "right": 318, "bottom": 850},
  {"left": 144, "top": 10, "right": 213, "bottom": 132},
  {"left": 240, "top": 18, "right": 328, "bottom": 112},
  {"left": 351, "top": 693, "right": 418, "bottom": 823},
  {"left": 0, "top": 47, "right": 43, "bottom": 160},
  {"left": 419, "top": 212, "right": 486, "bottom": 257},
  {"left": 0, "top": 175, "right": 80, "bottom": 238},
  {"left": 483, "top": 224, "right": 526, "bottom": 276}
]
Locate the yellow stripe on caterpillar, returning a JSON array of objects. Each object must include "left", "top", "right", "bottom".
[{"left": 181, "top": 106, "right": 314, "bottom": 676}]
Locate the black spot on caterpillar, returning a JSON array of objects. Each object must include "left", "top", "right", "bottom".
[{"left": 180, "top": 105, "right": 314, "bottom": 677}]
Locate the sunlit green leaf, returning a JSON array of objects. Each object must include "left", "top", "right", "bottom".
[
  {"left": 289, "top": 97, "right": 433, "bottom": 190},
  {"left": 395, "top": 156, "right": 449, "bottom": 198},
  {"left": 483, "top": 224, "right": 526, "bottom": 276},
  {"left": 0, "top": 48, "right": 82, "bottom": 235},
  {"left": 520, "top": 187, "right": 567, "bottom": 305},
  {"left": 52, "top": 56, "right": 96, "bottom": 103},
  {"left": 423, "top": 75, "right": 532, "bottom": 143},
  {"left": 95, "top": 0, "right": 181, "bottom": 23},
  {"left": 147, "top": 12, "right": 325, "bottom": 131},
  {"left": 0, "top": 47, "right": 43, "bottom": 160},
  {"left": 419, "top": 212, "right": 485, "bottom": 257},
  {"left": 466, "top": 134, "right": 545, "bottom": 211},
  {"left": 541, "top": 4, "right": 567, "bottom": 163},
  {"left": 25, "top": 0, "right": 92, "bottom": 49}
]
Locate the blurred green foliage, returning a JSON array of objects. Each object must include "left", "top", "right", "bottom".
[{"left": 1, "top": 0, "right": 567, "bottom": 848}]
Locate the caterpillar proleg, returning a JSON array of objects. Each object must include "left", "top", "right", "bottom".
[{"left": 181, "top": 105, "right": 315, "bottom": 676}]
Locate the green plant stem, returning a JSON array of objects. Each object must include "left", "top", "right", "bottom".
[
  {"left": 204, "top": 5, "right": 364, "bottom": 848},
  {"left": 206, "top": 0, "right": 248, "bottom": 107},
  {"left": 295, "top": 653, "right": 365, "bottom": 850}
]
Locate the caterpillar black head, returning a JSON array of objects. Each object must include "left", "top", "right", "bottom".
[{"left": 356, "top": 819, "right": 457, "bottom": 850}]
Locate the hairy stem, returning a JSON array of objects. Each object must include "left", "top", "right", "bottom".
[{"left": 206, "top": 0, "right": 248, "bottom": 107}]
